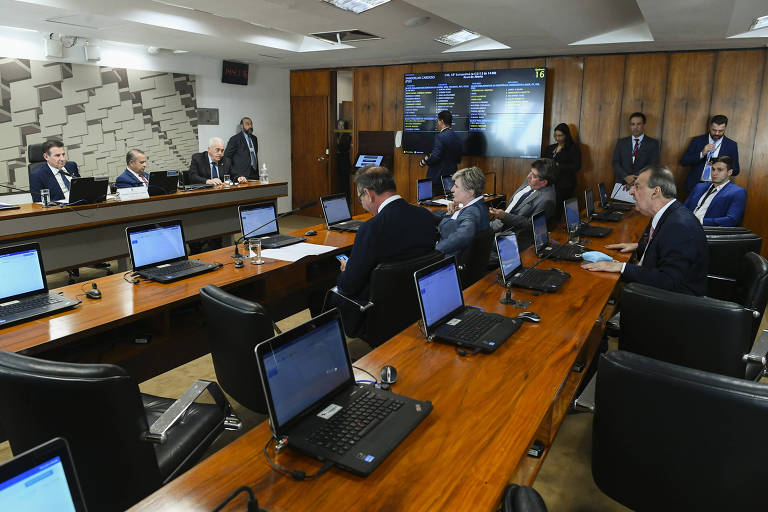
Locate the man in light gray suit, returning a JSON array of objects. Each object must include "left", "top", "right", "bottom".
[{"left": 489, "top": 159, "right": 556, "bottom": 248}]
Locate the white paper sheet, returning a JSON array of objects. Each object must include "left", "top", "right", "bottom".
[
  {"left": 611, "top": 183, "right": 636, "bottom": 203},
  {"left": 261, "top": 242, "right": 338, "bottom": 262}
]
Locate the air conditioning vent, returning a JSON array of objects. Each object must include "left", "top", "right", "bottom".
[{"left": 310, "top": 30, "right": 381, "bottom": 43}]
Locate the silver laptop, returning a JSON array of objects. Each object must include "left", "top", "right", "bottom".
[{"left": 238, "top": 200, "right": 306, "bottom": 248}]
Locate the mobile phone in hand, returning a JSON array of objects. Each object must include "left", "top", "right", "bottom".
[{"left": 336, "top": 254, "right": 348, "bottom": 263}]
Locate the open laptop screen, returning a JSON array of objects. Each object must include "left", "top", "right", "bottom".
[
  {"left": 239, "top": 201, "right": 278, "bottom": 239},
  {"left": 0, "top": 245, "right": 46, "bottom": 301},
  {"left": 258, "top": 311, "right": 352, "bottom": 430},
  {"left": 415, "top": 259, "right": 463, "bottom": 330},
  {"left": 564, "top": 198, "right": 580, "bottom": 232},
  {"left": 441, "top": 175, "right": 455, "bottom": 196},
  {"left": 531, "top": 211, "right": 549, "bottom": 253},
  {"left": 321, "top": 195, "right": 352, "bottom": 225},
  {"left": 417, "top": 179, "right": 433, "bottom": 201},
  {"left": 127, "top": 222, "right": 186, "bottom": 269},
  {"left": 496, "top": 233, "right": 523, "bottom": 284},
  {"left": 597, "top": 182, "right": 609, "bottom": 207},
  {"left": 584, "top": 188, "right": 596, "bottom": 218}
]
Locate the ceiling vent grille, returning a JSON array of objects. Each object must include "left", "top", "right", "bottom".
[{"left": 310, "top": 30, "right": 381, "bottom": 43}]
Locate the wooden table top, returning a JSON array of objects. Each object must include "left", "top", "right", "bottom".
[{"left": 129, "top": 210, "right": 647, "bottom": 512}]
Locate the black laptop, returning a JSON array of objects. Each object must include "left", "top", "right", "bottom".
[
  {"left": 255, "top": 309, "right": 432, "bottom": 477},
  {"left": 586, "top": 189, "right": 622, "bottom": 222},
  {"left": 57, "top": 177, "right": 107, "bottom": 205},
  {"left": 564, "top": 197, "right": 612, "bottom": 238},
  {"left": 320, "top": 193, "right": 364, "bottom": 232},
  {"left": 238, "top": 200, "right": 306, "bottom": 248},
  {"left": 125, "top": 219, "right": 217, "bottom": 283},
  {"left": 531, "top": 210, "right": 583, "bottom": 261},
  {"left": 598, "top": 182, "right": 634, "bottom": 211},
  {"left": 414, "top": 256, "right": 521, "bottom": 352},
  {"left": 0, "top": 243, "right": 79, "bottom": 328},
  {"left": 496, "top": 232, "right": 569, "bottom": 293},
  {"left": 178, "top": 170, "right": 214, "bottom": 191},
  {"left": 0, "top": 437, "right": 87, "bottom": 511},
  {"left": 441, "top": 175, "right": 455, "bottom": 200},
  {"left": 416, "top": 178, "right": 449, "bottom": 207},
  {"left": 147, "top": 171, "right": 179, "bottom": 197}
]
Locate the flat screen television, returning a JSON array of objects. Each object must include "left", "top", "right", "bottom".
[{"left": 403, "top": 68, "right": 546, "bottom": 158}]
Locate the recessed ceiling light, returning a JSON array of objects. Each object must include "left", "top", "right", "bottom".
[
  {"left": 321, "top": 0, "right": 390, "bottom": 14},
  {"left": 750, "top": 15, "right": 768, "bottom": 31},
  {"left": 435, "top": 29, "right": 480, "bottom": 47}
]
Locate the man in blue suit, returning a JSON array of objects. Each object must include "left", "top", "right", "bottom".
[
  {"left": 224, "top": 117, "right": 259, "bottom": 180},
  {"left": 582, "top": 165, "right": 707, "bottom": 296},
  {"left": 683, "top": 156, "right": 746, "bottom": 226},
  {"left": 681, "top": 114, "right": 740, "bottom": 192},
  {"left": 115, "top": 149, "right": 150, "bottom": 188},
  {"left": 29, "top": 140, "right": 80, "bottom": 203},
  {"left": 435, "top": 167, "right": 490, "bottom": 258},
  {"left": 419, "top": 110, "right": 463, "bottom": 197}
]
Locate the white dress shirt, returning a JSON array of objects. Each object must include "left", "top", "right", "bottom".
[
  {"left": 49, "top": 163, "right": 71, "bottom": 202},
  {"left": 451, "top": 195, "right": 483, "bottom": 220},
  {"left": 693, "top": 181, "right": 727, "bottom": 224},
  {"left": 377, "top": 194, "right": 401, "bottom": 214}
]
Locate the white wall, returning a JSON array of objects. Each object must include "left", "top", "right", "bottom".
[{"left": 0, "top": 32, "right": 292, "bottom": 211}]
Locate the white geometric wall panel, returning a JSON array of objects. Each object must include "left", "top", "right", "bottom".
[{"left": 0, "top": 58, "right": 198, "bottom": 190}]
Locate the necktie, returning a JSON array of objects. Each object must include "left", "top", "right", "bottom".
[
  {"left": 512, "top": 189, "right": 533, "bottom": 212},
  {"left": 139, "top": 173, "right": 148, "bottom": 185},
  {"left": 61, "top": 172, "right": 71, "bottom": 190},
  {"left": 211, "top": 162, "right": 219, "bottom": 179},
  {"left": 694, "top": 184, "right": 716, "bottom": 212},
  {"left": 635, "top": 221, "right": 652, "bottom": 261},
  {"left": 701, "top": 142, "right": 719, "bottom": 181},
  {"left": 246, "top": 134, "right": 258, "bottom": 168},
  {"left": 632, "top": 138, "right": 640, "bottom": 158}
]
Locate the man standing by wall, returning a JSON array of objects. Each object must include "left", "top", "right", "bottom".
[
  {"left": 611, "top": 112, "right": 660, "bottom": 189},
  {"left": 681, "top": 114, "right": 740, "bottom": 192},
  {"left": 224, "top": 116, "right": 259, "bottom": 180},
  {"left": 419, "top": 110, "right": 462, "bottom": 197}
]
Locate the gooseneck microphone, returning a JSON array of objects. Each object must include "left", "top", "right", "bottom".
[{"left": 232, "top": 200, "right": 318, "bottom": 258}]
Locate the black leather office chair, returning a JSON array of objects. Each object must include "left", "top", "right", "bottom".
[
  {"left": 703, "top": 225, "right": 751, "bottom": 234},
  {"left": 705, "top": 231, "right": 762, "bottom": 302},
  {"left": 27, "top": 143, "right": 44, "bottom": 177},
  {"left": 498, "top": 484, "right": 548, "bottom": 512},
  {"left": 459, "top": 229, "right": 494, "bottom": 289},
  {"left": 0, "top": 351, "right": 240, "bottom": 512},
  {"left": 199, "top": 284, "right": 275, "bottom": 413},
  {"left": 593, "top": 351, "right": 768, "bottom": 511},
  {"left": 330, "top": 251, "right": 444, "bottom": 347}
]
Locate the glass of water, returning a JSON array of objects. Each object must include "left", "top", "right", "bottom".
[
  {"left": 223, "top": 174, "right": 231, "bottom": 188},
  {"left": 40, "top": 188, "right": 51, "bottom": 207},
  {"left": 249, "top": 239, "right": 264, "bottom": 265}
]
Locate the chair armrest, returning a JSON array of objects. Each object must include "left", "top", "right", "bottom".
[
  {"left": 329, "top": 286, "right": 374, "bottom": 313},
  {"left": 743, "top": 330, "right": 768, "bottom": 381},
  {"left": 573, "top": 372, "right": 597, "bottom": 413},
  {"left": 706, "top": 273, "right": 737, "bottom": 283},
  {"left": 143, "top": 380, "right": 240, "bottom": 444}
]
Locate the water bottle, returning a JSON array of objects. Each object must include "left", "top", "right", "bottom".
[{"left": 259, "top": 163, "right": 269, "bottom": 183}]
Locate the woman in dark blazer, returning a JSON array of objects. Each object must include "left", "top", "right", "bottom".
[{"left": 543, "top": 123, "right": 581, "bottom": 212}]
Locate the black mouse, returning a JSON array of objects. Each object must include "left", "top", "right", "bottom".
[
  {"left": 380, "top": 365, "right": 397, "bottom": 385},
  {"left": 234, "top": 258, "right": 244, "bottom": 268},
  {"left": 516, "top": 311, "right": 541, "bottom": 323},
  {"left": 85, "top": 282, "right": 102, "bottom": 300},
  {"left": 305, "top": 230, "right": 318, "bottom": 236}
]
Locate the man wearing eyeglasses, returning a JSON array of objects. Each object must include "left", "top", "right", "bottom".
[{"left": 582, "top": 165, "right": 708, "bottom": 296}]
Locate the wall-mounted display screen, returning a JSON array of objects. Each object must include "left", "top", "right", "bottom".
[{"left": 403, "top": 68, "right": 546, "bottom": 158}]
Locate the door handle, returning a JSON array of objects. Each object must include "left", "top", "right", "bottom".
[{"left": 317, "top": 156, "right": 326, "bottom": 162}]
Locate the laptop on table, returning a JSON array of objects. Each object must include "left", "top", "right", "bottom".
[
  {"left": 564, "top": 198, "right": 612, "bottom": 238},
  {"left": 598, "top": 182, "right": 634, "bottom": 211},
  {"left": 147, "top": 171, "right": 179, "bottom": 197},
  {"left": 414, "top": 256, "right": 521, "bottom": 353},
  {"left": 586, "top": 189, "right": 622, "bottom": 222},
  {"left": 0, "top": 243, "right": 79, "bottom": 328},
  {"left": 255, "top": 309, "right": 432, "bottom": 477},
  {"left": 416, "top": 178, "right": 450, "bottom": 207},
  {"left": 125, "top": 219, "right": 218, "bottom": 283},
  {"left": 496, "top": 232, "right": 569, "bottom": 293},
  {"left": 441, "top": 175, "right": 455, "bottom": 200},
  {"left": 238, "top": 201, "right": 306, "bottom": 248},
  {"left": 178, "top": 170, "right": 214, "bottom": 191},
  {"left": 0, "top": 437, "right": 87, "bottom": 511},
  {"left": 320, "top": 194, "right": 364, "bottom": 232},
  {"left": 57, "top": 177, "right": 107, "bottom": 206},
  {"left": 531, "top": 210, "right": 583, "bottom": 261}
]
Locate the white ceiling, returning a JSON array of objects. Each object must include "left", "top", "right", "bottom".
[{"left": 1, "top": 0, "right": 767, "bottom": 69}]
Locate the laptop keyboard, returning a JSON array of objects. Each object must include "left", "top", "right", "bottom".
[
  {"left": 511, "top": 268, "right": 564, "bottom": 290},
  {"left": 547, "top": 244, "right": 583, "bottom": 260},
  {"left": 144, "top": 260, "right": 201, "bottom": 275},
  {"left": 306, "top": 390, "right": 404, "bottom": 455},
  {"left": 449, "top": 310, "right": 504, "bottom": 342},
  {"left": 0, "top": 294, "right": 63, "bottom": 316},
  {"left": 258, "top": 234, "right": 297, "bottom": 245}
]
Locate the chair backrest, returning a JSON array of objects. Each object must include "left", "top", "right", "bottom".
[
  {"left": 593, "top": 351, "right": 768, "bottom": 511},
  {"left": 0, "top": 351, "right": 161, "bottom": 512},
  {"left": 703, "top": 225, "right": 751, "bottom": 235},
  {"left": 27, "top": 143, "right": 44, "bottom": 178},
  {"left": 199, "top": 285, "right": 274, "bottom": 413},
  {"left": 737, "top": 252, "right": 768, "bottom": 339},
  {"left": 619, "top": 282, "right": 754, "bottom": 378},
  {"left": 364, "top": 250, "right": 444, "bottom": 347},
  {"left": 706, "top": 232, "right": 763, "bottom": 301},
  {"left": 458, "top": 229, "right": 494, "bottom": 289}
]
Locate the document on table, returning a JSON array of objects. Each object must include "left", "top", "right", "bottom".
[
  {"left": 611, "top": 183, "right": 636, "bottom": 203},
  {"left": 433, "top": 198, "right": 452, "bottom": 205},
  {"left": 261, "top": 243, "right": 337, "bottom": 262}
]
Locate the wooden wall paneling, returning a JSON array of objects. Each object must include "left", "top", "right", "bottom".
[
  {"left": 577, "top": 55, "right": 626, "bottom": 200},
  {"left": 742, "top": 50, "right": 768, "bottom": 258},
  {"left": 544, "top": 57, "right": 584, "bottom": 143},
  {"left": 354, "top": 67, "right": 383, "bottom": 131},
  {"left": 441, "top": 61, "right": 475, "bottom": 72},
  {"left": 619, "top": 53, "right": 669, "bottom": 140},
  {"left": 290, "top": 70, "right": 330, "bottom": 97},
  {"left": 407, "top": 63, "right": 442, "bottom": 202},
  {"left": 659, "top": 52, "right": 716, "bottom": 195},
  {"left": 709, "top": 49, "right": 766, "bottom": 183},
  {"left": 475, "top": 60, "right": 511, "bottom": 192},
  {"left": 382, "top": 65, "right": 412, "bottom": 200}
]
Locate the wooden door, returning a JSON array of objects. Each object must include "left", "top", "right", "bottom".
[{"left": 291, "top": 95, "right": 329, "bottom": 217}]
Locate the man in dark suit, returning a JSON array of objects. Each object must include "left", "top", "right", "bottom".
[
  {"left": 683, "top": 156, "right": 746, "bottom": 226},
  {"left": 188, "top": 137, "right": 243, "bottom": 185},
  {"left": 335, "top": 165, "right": 438, "bottom": 335},
  {"left": 29, "top": 140, "right": 80, "bottom": 202},
  {"left": 115, "top": 149, "right": 149, "bottom": 188},
  {"left": 419, "top": 110, "right": 463, "bottom": 197},
  {"left": 681, "top": 114, "right": 740, "bottom": 192},
  {"left": 224, "top": 117, "right": 259, "bottom": 180},
  {"left": 582, "top": 165, "right": 708, "bottom": 296},
  {"left": 611, "top": 112, "right": 660, "bottom": 189}
]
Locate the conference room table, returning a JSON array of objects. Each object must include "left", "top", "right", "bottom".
[
  {"left": 0, "top": 181, "right": 288, "bottom": 272},
  {"left": 128, "top": 208, "right": 647, "bottom": 511}
]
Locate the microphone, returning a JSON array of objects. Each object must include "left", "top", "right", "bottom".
[
  {"left": 232, "top": 200, "right": 318, "bottom": 258},
  {"left": 0, "top": 183, "right": 31, "bottom": 194}
]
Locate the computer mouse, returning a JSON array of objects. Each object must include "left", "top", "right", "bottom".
[
  {"left": 85, "top": 282, "right": 101, "bottom": 300},
  {"left": 234, "top": 258, "right": 244, "bottom": 268},
  {"left": 380, "top": 365, "right": 398, "bottom": 385},
  {"left": 305, "top": 230, "right": 318, "bottom": 236},
  {"left": 516, "top": 311, "right": 541, "bottom": 323}
]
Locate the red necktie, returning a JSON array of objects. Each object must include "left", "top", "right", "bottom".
[{"left": 632, "top": 138, "right": 640, "bottom": 158}]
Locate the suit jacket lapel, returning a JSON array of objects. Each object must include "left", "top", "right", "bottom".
[{"left": 645, "top": 201, "right": 677, "bottom": 257}]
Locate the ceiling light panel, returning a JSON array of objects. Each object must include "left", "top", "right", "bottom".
[
  {"left": 321, "top": 0, "right": 391, "bottom": 14},
  {"left": 435, "top": 29, "right": 479, "bottom": 46}
]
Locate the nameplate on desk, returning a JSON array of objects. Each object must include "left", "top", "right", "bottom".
[{"left": 117, "top": 187, "right": 149, "bottom": 201}]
